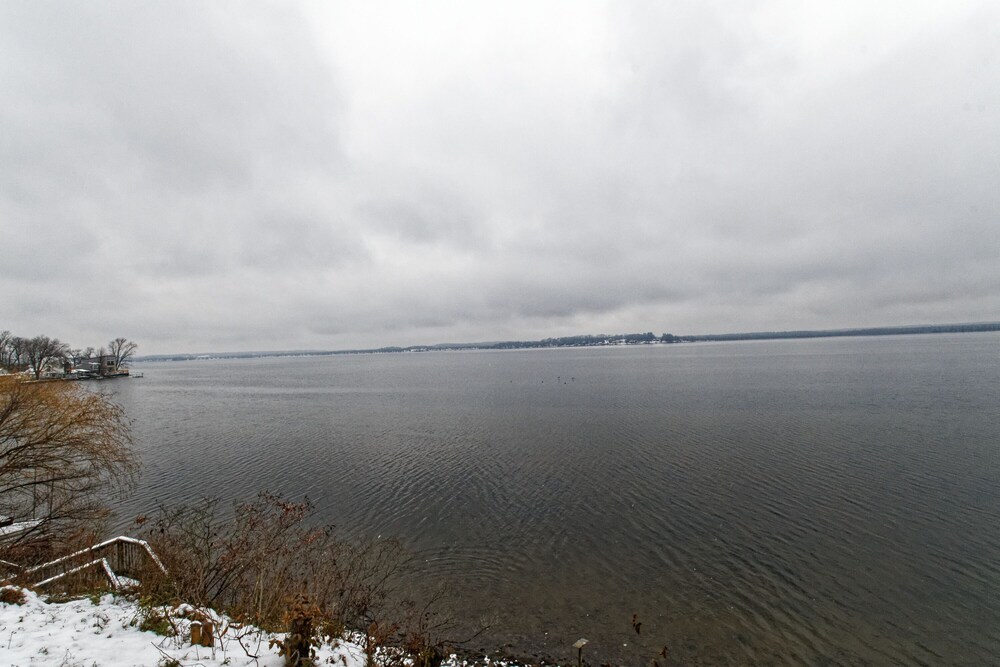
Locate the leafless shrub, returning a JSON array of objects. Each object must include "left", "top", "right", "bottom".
[
  {"left": 136, "top": 493, "right": 405, "bottom": 632},
  {"left": 134, "top": 491, "right": 484, "bottom": 666}
]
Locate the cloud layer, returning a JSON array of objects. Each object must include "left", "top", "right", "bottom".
[{"left": 3, "top": 1, "right": 998, "bottom": 354}]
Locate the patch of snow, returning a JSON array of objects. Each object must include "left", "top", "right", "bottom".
[{"left": 0, "top": 520, "right": 42, "bottom": 538}]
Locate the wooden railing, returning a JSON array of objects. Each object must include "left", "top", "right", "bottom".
[{"left": 7, "top": 536, "right": 167, "bottom": 592}]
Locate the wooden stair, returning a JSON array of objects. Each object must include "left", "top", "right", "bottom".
[{"left": 2, "top": 536, "right": 167, "bottom": 592}]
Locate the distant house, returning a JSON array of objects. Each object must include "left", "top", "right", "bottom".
[
  {"left": 73, "top": 355, "right": 118, "bottom": 377},
  {"left": 41, "top": 363, "right": 67, "bottom": 379}
]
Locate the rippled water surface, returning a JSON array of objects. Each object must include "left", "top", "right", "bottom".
[{"left": 111, "top": 334, "right": 1000, "bottom": 665}]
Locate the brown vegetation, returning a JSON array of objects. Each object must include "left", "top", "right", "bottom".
[
  {"left": 0, "top": 376, "right": 137, "bottom": 563},
  {"left": 133, "top": 492, "right": 463, "bottom": 665},
  {"left": 135, "top": 493, "right": 407, "bottom": 633}
]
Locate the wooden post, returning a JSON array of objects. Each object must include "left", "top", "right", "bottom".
[
  {"left": 201, "top": 620, "right": 214, "bottom": 647},
  {"left": 190, "top": 618, "right": 214, "bottom": 647},
  {"left": 190, "top": 620, "right": 202, "bottom": 646},
  {"left": 574, "top": 638, "right": 589, "bottom": 667}
]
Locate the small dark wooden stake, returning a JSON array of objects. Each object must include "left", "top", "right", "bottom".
[{"left": 574, "top": 638, "right": 589, "bottom": 667}]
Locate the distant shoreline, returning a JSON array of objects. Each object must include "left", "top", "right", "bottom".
[
  {"left": 681, "top": 321, "right": 1000, "bottom": 342},
  {"left": 134, "top": 321, "right": 1000, "bottom": 363}
]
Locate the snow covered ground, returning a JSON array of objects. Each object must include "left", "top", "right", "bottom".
[
  {"left": 0, "top": 587, "right": 522, "bottom": 667},
  {"left": 0, "top": 586, "right": 368, "bottom": 667}
]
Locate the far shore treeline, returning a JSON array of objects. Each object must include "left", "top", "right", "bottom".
[{"left": 135, "top": 321, "right": 1000, "bottom": 363}]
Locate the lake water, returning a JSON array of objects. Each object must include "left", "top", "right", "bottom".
[{"left": 109, "top": 333, "right": 1000, "bottom": 665}]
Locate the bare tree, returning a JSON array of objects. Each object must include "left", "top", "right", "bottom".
[
  {"left": 0, "top": 331, "right": 15, "bottom": 371},
  {"left": 67, "top": 347, "right": 95, "bottom": 366},
  {"left": 107, "top": 337, "right": 138, "bottom": 371},
  {"left": 14, "top": 336, "right": 68, "bottom": 380},
  {"left": 0, "top": 375, "right": 137, "bottom": 562}
]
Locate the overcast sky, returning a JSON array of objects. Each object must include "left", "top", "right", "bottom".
[{"left": 3, "top": 1, "right": 998, "bottom": 354}]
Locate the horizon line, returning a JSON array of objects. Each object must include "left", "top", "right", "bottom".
[{"left": 134, "top": 320, "right": 1000, "bottom": 361}]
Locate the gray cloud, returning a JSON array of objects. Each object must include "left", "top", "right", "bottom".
[{"left": 2, "top": 1, "right": 998, "bottom": 354}]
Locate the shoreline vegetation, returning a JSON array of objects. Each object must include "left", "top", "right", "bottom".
[{"left": 136, "top": 321, "right": 1000, "bottom": 362}]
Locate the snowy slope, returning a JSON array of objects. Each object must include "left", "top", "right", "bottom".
[{"left": 0, "top": 587, "right": 368, "bottom": 667}]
